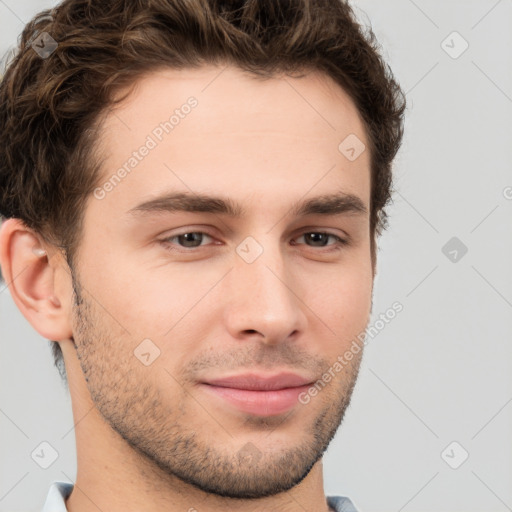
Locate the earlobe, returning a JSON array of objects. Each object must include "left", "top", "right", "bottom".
[{"left": 0, "top": 218, "right": 73, "bottom": 341}]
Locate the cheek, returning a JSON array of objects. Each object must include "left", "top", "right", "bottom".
[
  {"left": 93, "top": 261, "right": 218, "bottom": 342},
  {"left": 315, "top": 265, "right": 373, "bottom": 340}
]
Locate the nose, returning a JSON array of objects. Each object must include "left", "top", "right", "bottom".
[{"left": 222, "top": 240, "right": 308, "bottom": 346}]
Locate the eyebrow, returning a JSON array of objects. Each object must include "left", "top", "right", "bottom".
[{"left": 127, "top": 190, "right": 368, "bottom": 219}]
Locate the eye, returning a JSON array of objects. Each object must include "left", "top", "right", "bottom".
[
  {"left": 293, "top": 232, "right": 348, "bottom": 251},
  {"left": 160, "top": 231, "right": 214, "bottom": 250},
  {"left": 159, "top": 230, "right": 348, "bottom": 253}
]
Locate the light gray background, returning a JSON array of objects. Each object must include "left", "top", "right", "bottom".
[{"left": 1, "top": 1, "right": 511, "bottom": 511}]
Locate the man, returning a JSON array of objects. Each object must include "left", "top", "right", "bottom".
[{"left": 0, "top": 0, "right": 405, "bottom": 511}]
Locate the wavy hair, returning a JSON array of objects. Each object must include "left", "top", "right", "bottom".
[{"left": 0, "top": 0, "right": 406, "bottom": 381}]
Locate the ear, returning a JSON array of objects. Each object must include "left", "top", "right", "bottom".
[{"left": 0, "top": 218, "right": 73, "bottom": 341}]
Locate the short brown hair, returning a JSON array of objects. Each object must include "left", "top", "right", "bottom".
[{"left": 0, "top": 0, "right": 405, "bottom": 380}]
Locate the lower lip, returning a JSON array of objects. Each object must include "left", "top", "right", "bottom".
[{"left": 201, "top": 384, "right": 311, "bottom": 416}]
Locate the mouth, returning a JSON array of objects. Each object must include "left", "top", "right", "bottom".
[{"left": 200, "top": 372, "right": 315, "bottom": 416}]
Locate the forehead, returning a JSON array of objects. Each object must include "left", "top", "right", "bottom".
[
  {"left": 90, "top": 64, "right": 370, "bottom": 217},
  {"left": 101, "top": 64, "right": 366, "bottom": 140}
]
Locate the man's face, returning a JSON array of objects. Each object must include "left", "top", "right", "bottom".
[{"left": 68, "top": 65, "right": 373, "bottom": 498}]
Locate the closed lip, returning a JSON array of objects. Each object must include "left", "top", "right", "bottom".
[{"left": 202, "top": 372, "right": 314, "bottom": 391}]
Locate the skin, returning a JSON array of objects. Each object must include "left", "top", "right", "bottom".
[{"left": 0, "top": 64, "right": 374, "bottom": 512}]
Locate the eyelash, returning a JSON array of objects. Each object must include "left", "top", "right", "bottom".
[{"left": 159, "top": 230, "right": 349, "bottom": 253}]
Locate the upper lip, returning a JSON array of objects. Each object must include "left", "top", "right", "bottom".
[{"left": 203, "top": 372, "right": 314, "bottom": 391}]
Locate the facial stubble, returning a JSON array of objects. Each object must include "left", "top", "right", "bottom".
[{"left": 69, "top": 266, "right": 364, "bottom": 500}]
